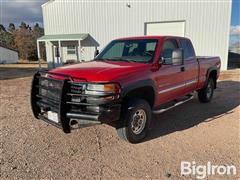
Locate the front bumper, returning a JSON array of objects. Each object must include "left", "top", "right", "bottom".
[{"left": 31, "top": 71, "right": 121, "bottom": 133}]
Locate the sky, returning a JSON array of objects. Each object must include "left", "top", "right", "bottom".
[
  {"left": 0, "top": 0, "right": 48, "bottom": 27},
  {"left": 229, "top": 0, "right": 240, "bottom": 50},
  {"left": 0, "top": 0, "right": 239, "bottom": 48}
]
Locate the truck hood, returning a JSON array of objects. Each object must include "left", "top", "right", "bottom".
[{"left": 50, "top": 60, "right": 150, "bottom": 82}]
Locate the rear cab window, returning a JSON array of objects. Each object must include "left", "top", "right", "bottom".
[{"left": 179, "top": 39, "right": 195, "bottom": 60}]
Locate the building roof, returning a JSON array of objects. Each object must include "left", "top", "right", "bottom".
[
  {"left": 41, "top": 0, "right": 55, "bottom": 7},
  {"left": 37, "top": 33, "right": 89, "bottom": 41},
  {"left": 0, "top": 43, "right": 18, "bottom": 53}
]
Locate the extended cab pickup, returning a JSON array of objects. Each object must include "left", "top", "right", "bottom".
[{"left": 31, "top": 36, "right": 221, "bottom": 143}]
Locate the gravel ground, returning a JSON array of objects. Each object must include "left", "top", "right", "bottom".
[{"left": 0, "top": 68, "right": 239, "bottom": 179}]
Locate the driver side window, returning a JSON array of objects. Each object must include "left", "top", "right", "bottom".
[{"left": 160, "top": 39, "right": 178, "bottom": 64}]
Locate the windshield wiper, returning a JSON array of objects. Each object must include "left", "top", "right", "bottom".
[
  {"left": 95, "top": 58, "right": 141, "bottom": 63},
  {"left": 110, "top": 57, "right": 138, "bottom": 63},
  {"left": 94, "top": 58, "right": 112, "bottom": 61},
  {"left": 114, "top": 59, "right": 132, "bottom": 62}
]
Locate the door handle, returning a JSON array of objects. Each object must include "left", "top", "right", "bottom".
[{"left": 181, "top": 67, "right": 185, "bottom": 72}]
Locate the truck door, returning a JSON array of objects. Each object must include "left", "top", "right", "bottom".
[
  {"left": 179, "top": 39, "right": 198, "bottom": 93},
  {"left": 155, "top": 38, "right": 186, "bottom": 104}
]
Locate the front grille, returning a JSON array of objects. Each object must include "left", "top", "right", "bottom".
[
  {"left": 69, "top": 83, "right": 87, "bottom": 105},
  {"left": 70, "top": 83, "right": 84, "bottom": 94},
  {"left": 36, "top": 76, "right": 64, "bottom": 112},
  {"left": 39, "top": 88, "right": 60, "bottom": 102}
]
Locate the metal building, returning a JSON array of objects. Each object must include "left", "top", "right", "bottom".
[
  {"left": 0, "top": 45, "right": 19, "bottom": 64},
  {"left": 38, "top": 0, "right": 232, "bottom": 70}
]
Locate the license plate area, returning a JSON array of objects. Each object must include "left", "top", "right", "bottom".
[{"left": 47, "top": 111, "right": 59, "bottom": 123}]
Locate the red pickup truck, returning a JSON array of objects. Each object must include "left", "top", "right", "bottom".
[{"left": 31, "top": 36, "right": 220, "bottom": 143}]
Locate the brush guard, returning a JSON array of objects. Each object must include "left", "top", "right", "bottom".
[{"left": 31, "top": 70, "right": 121, "bottom": 133}]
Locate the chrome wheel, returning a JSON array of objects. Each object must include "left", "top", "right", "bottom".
[
  {"left": 131, "top": 109, "right": 146, "bottom": 135},
  {"left": 206, "top": 81, "right": 213, "bottom": 99}
]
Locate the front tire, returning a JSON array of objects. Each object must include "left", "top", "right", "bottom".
[
  {"left": 198, "top": 78, "right": 214, "bottom": 103},
  {"left": 116, "top": 98, "right": 151, "bottom": 143}
]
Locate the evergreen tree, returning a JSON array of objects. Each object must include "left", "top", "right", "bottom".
[
  {"left": 0, "top": 24, "right": 6, "bottom": 32},
  {"left": 8, "top": 23, "right": 15, "bottom": 33},
  {"left": 33, "top": 23, "right": 46, "bottom": 60},
  {"left": 0, "top": 24, "right": 14, "bottom": 48},
  {"left": 19, "top": 22, "right": 27, "bottom": 29}
]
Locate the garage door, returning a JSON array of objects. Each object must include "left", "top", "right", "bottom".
[{"left": 145, "top": 21, "right": 185, "bottom": 37}]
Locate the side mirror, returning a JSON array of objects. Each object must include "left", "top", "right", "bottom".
[
  {"left": 172, "top": 49, "right": 183, "bottom": 65},
  {"left": 159, "top": 57, "right": 172, "bottom": 65},
  {"left": 94, "top": 49, "right": 99, "bottom": 57},
  {"left": 159, "top": 57, "right": 164, "bottom": 64}
]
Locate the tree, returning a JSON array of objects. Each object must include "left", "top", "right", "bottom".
[
  {"left": 33, "top": 23, "right": 46, "bottom": 60},
  {"left": 33, "top": 23, "right": 44, "bottom": 39},
  {"left": 0, "top": 22, "right": 46, "bottom": 61},
  {"left": 8, "top": 23, "right": 15, "bottom": 33},
  {"left": 0, "top": 24, "right": 7, "bottom": 44},
  {"left": 0, "top": 24, "right": 7, "bottom": 45},
  {"left": 0, "top": 24, "right": 14, "bottom": 48},
  {"left": 19, "top": 22, "right": 27, "bottom": 29},
  {"left": 14, "top": 22, "right": 36, "bottom": 60},
  {"left": 0, "top": 24, "right": 6, "bottom": 32}
]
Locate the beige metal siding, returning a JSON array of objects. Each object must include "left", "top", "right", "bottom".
[
  {"left": 42, "top": 0, "right": 231, "bottom": 70},
  {"left": 146, "top": 21, "right": 185, "bottom": 36}
]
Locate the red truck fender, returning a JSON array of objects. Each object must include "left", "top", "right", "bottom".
[
  {"left": 204, "top": 67, "right": 218, "bottom": 89},
  {"left": 120, "top": 79, "right": 157, "bottom": 108}
]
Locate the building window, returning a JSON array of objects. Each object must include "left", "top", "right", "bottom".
[{"left": 67, "top": 45, "right": 76, "bottom": 55}]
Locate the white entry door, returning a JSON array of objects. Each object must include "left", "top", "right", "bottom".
[{"left": 145, "top": 21, "right": 185, "bottom": 37}]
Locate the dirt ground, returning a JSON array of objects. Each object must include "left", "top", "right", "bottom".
[{"left": 0, "top": 65, "right": 239, "bottom": 179}]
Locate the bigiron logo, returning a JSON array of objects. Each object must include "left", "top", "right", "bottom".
[{"left": 181, "top": 161, "right": 237, "bottom": 179}]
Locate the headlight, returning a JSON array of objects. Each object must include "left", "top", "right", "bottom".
[{"left": 85, "top": 83, "right": 120, "bottom": 95}]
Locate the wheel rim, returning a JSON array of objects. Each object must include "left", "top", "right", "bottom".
[
  {"left": 206, "top": 81, "right": 213, "bottom": 99},
  {"left": 131, "top": 109, "right": 147, "bottom": 135}
]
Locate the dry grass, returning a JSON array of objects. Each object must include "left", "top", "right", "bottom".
[
  {"left": 0, "top": 63, "right": 47, "bottom": 80},
  {"left": 0, "top": 63, "right": 47, "bottom": 69}
]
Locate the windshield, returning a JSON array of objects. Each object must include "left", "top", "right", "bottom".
[{"left": 95, "top": 39, "right": 158, "bottom": 63}]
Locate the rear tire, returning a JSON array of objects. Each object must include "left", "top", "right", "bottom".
[
  {"left": 198, "top": 77, "right": 214, "bottom": 103},
  {"left": 116, "top": 98, "right": 151, "bottom": 143}
]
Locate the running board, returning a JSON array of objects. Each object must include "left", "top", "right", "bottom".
[{"left": 152, "top": 95, "right": 194, "bottom": 114}]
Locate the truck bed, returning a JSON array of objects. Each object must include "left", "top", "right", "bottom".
[
  {"left": 197, "top": 56, "right": 221, "bottom": 89},
  {"left": 197, "top": 56, "right": 220, "bottom": 60}
]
